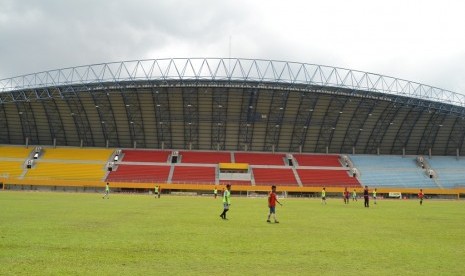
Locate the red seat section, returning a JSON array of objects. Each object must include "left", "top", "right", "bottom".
[
  {"left": 234, "top": 152, "right": 286, "bottom": 165},
  {"left": 171, "top": 166, "right": 216, "bottom": 183},
  {"left": 294, "top": 154, "right": 342, "bottom": 167},
  {"left": 106, "top": 165, "right": 171, "bottom": 182},
  {"left": 180, "top": 151, "right": 231, "bottom": 164},
  {"left": 297, "top": 169, "right": 360, "bottom": 187},
  {"left": 253, "top": 168, "right": 298, "bottom": 186},
  {"left": 121, "top": 149, "right": 171, "bottom": 162}
]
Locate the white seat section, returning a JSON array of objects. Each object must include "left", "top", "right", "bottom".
[
  {"left": 427, "top": 157, "right": 465, "bottom": 188},
  {"left": 349, "top": 155, "right": 437, "bottom": 188}
]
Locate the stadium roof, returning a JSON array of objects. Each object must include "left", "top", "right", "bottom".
[
  {"left": 1, "top": 58, "right": 465, "bottom": 155},
  {"left": 1, "top": 58, "right": 465, "bottom": 108}
]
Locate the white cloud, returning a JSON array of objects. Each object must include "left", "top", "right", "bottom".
[{"left": 0, "top": 0, "right": 464, "bottom": 94}]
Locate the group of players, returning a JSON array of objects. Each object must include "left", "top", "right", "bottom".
[
  {"left": 101, "top": 182, "right": 425, "bottom": 224},
  {"left": 102, "top": 182, "right": 162, "bottom": 199},
  {"left": 218, "top": 185, "right": 425, "bottom": 223},
  {"left": 322, "top": 186, "right": 376, "bottom": 207},
  {"left": 322, "top": 186, "right": 425, "bottom": 206},
  {"left": 218, "top": 184, "right": 282, "bottom": 223},
  {"left": 102, "top": 182, "right": 283, "bottom": 223}
]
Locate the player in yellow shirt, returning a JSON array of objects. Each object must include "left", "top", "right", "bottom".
[
  {"left": 352, "top": 189, "right": 358, "bottom": 202},
  {"left": 321, "top": 187, "right": 327, "bottom": 205},
  {"left": 154, "top": 185, "right": 159, "bottom": 198},
  {"left": 102, "top": 182, "right": 110, "bottom": 199},
  {"left": 220, "top": 184, "right": 231, "bottom": 220}
]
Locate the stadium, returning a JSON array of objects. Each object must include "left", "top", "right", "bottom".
[
  {"left": 0, "top": 58, "right": 465, "bottom": 197},
  {"left": 1, "top": 58, "right": 465, "bottom": 275}
]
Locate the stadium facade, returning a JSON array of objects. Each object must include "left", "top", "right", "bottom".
[{"left": 1, "top": 58, "right": 465, "bottom": 156}]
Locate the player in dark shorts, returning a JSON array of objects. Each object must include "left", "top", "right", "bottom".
[
  {"left": 343, "top": 187, "right": 350, "bottom": 204},
  {"left": 220, "top": 184, "right": 231, "bottom": 220},
  {"left": 418, "top": 189, "right": 424, "bottom": 205},
  {"left": 321, "top": 187, "right": 327, "bottom": 205},
  {"left": 363, "top": 185, "right": 369, "bottom": 208}
]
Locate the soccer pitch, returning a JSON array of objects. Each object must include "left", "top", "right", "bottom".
[{"left": 1, "top": 191, "right": 464, "bottom": 275}]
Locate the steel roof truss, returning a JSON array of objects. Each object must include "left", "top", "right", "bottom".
[
  {"left": 152, "top": 87, "right": 172, "bottom": 149},
  {"left": 211, "top": 87, "right": 228, "bottom": 150},
  {"left": 182, "top": 87, "right": 199, "bottom": 149},
  {"left": 121, "top": 88, "right": 146, "bottom": 147},
  {"left": 0, "top": 103, "right": 10, "bottom": 143},
  {"left": 238, "top": 88, "right": 259, "bottom": 150},
  {"left": 91, "top": 91, "right": 120, "bottom": 147},
  {"left": 289, "top": 91, "right": 319, "bottom": 152}
]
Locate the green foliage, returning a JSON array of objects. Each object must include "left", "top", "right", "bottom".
[{"left": 1, "top": 192, "right": 464, "bottom": 275}]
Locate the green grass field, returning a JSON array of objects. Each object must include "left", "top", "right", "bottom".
[{"left": 1, "top": 191, "right": 464, "bottom": 275}]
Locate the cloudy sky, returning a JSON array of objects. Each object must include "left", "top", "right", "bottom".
[{"left": 1, "top": 0, "right": 465, "bottom": 93}]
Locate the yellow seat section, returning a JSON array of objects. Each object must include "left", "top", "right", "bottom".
[
  {"left": 0, "top": 161, "right": 24, "bottom": 178},
  {"left": 0, "top": 146, "right": 32, "bottom": 158},
  {"left": 25, "top": 163, "right": 106, "bottom": 181},
  {"left": 41, "top": 148, "right": 114, "bottom": 161}
]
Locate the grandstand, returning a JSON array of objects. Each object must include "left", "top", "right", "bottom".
[
  {"left": 427, "top": 157, "right": 465, "bottom": 188},
  {"left": 350, "top": 155, "right": 437, "bottom": 188},
  {"left": 0, "top": 146, "right": 32, "bottom": 159},
  {"left": 106, "top": 164, "right": 171, "bottom": 183},
  {"left": 171, "top": 166, "right": 216, "bottom": 184},
  {"left": 252, "top": 168, "right": 298, "bottom": 186},
  {"left": 0, "top": 58, "right": 465, "bottom": 196},
  {"left": 0, "top": 145, "right": 464, "bottom": 196},
  {"left": 25, "top": 163, "right": 106, "bottom": 181},
  {"left": 179, "top": 151, "right": 231, "bottom": 164},
  {"left": 120, "top": 149, "right": 171, "bottom": 163},
  {"left": 0, "top": 161, "right": 24, "bottom": 178},
  {"left": 297, "top": 169, "right": 359, "bottom": 187},
  {"left": 40, "top": 148, "right": 113, "bottom": 161},
  {"left": 293, "top": 154, "right": 342, "bottom": 167},
  {"left": 234, "top": 152, "right": 286, "bottom": 165}
]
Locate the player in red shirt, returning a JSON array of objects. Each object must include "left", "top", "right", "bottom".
[
  {"left": 343, "top": 187, "right": 350, "bottom": 204},
  {"left": 418, "top": 189, "right": 424, "bottom": 205},
  {"left": 267, "top": 185, "right": 282, "bottom": 223}
]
